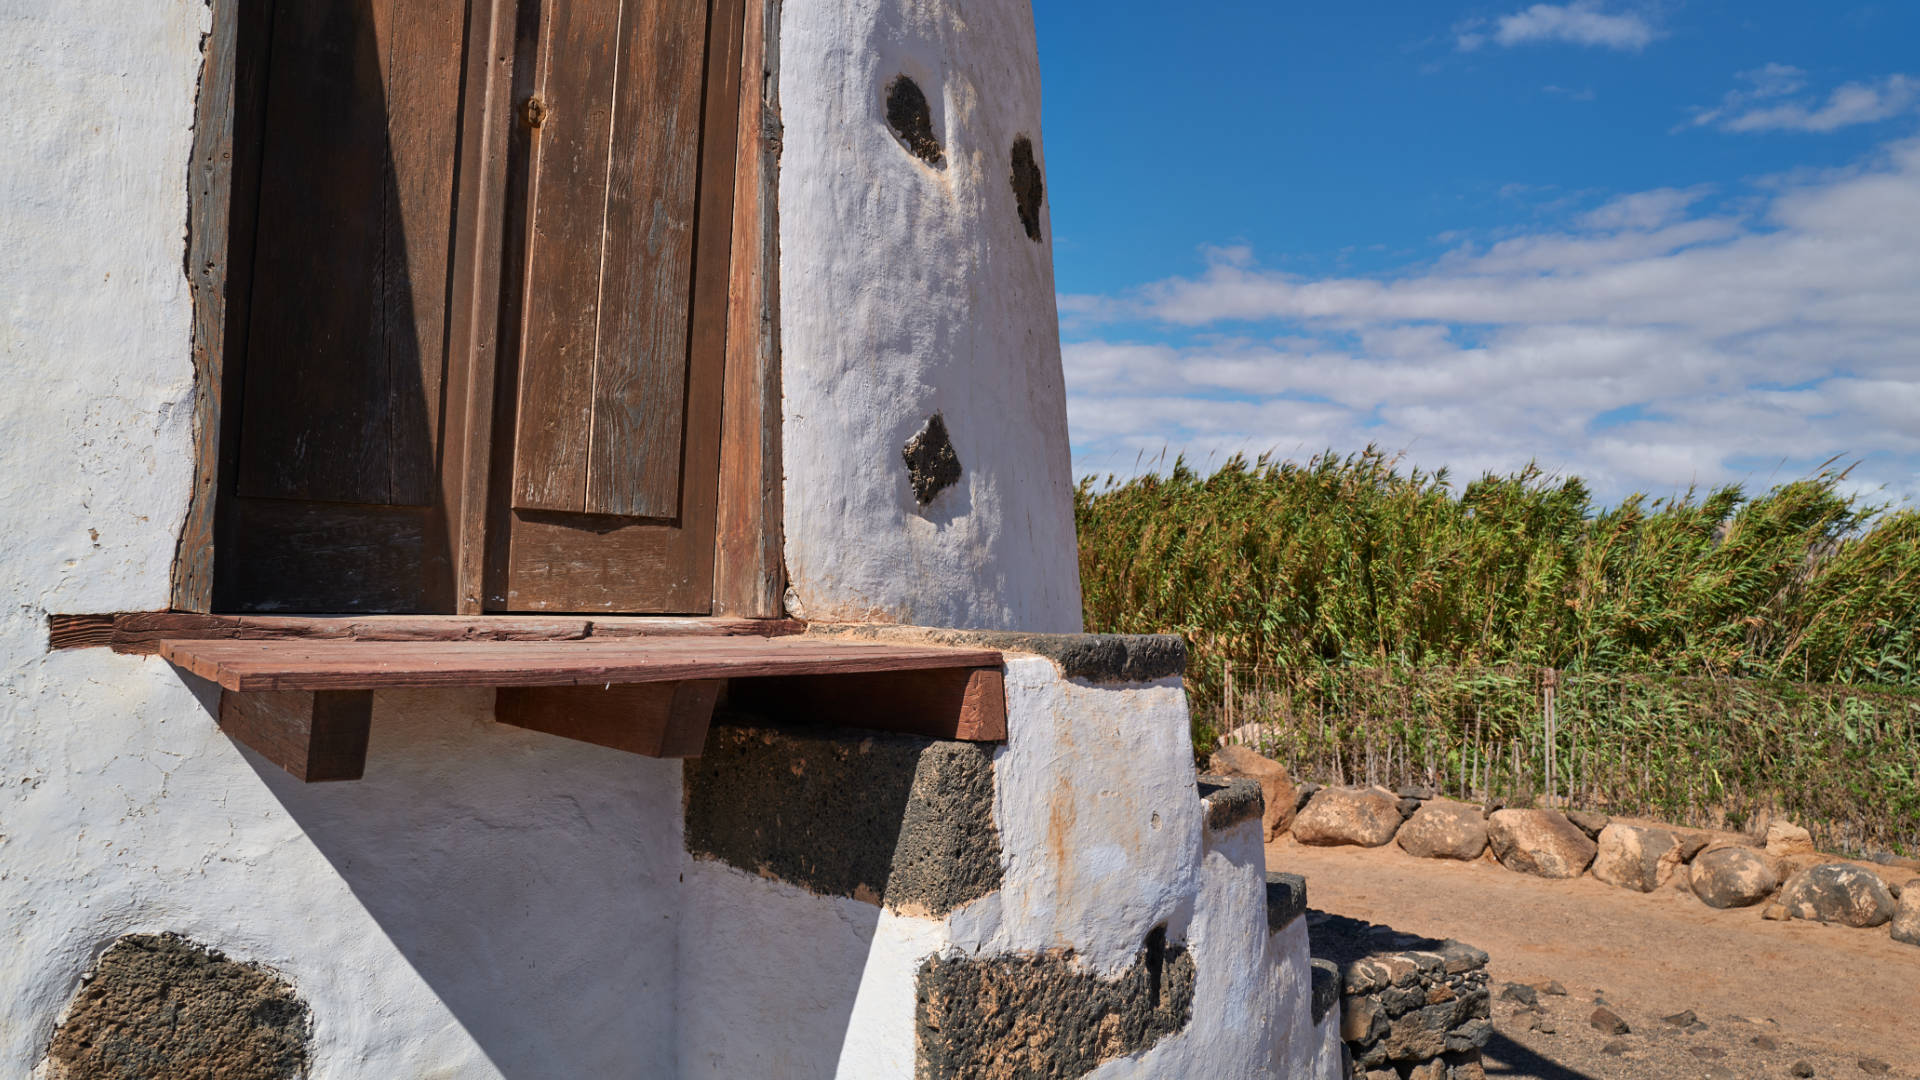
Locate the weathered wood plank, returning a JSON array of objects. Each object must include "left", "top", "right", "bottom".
[
  {"left": 713, "top": 0, "right": 784, "bottom": 618},
  {"left": 586, "top": 0, "right": 710, "bottom": 518},
  {"left": 47, "top": 614, "right": 116, "bottom": 650},
  {"left": 445, "top": 0, "right": 519, "bottom": 613},
  {"left": 160, "top": 638, "right": 1004, "bottom": 692},
  {"left": 219, "top": 689, "right": 374, "bottom": 781},
  {"left": 729, "top": 666, "right": 1008, "bottom": 742},
  {"left": 509, "top": 0, "right": 623, "bottom": 512},
  {"left": 497, "top": 679, "right": 720, "bottom": 757},
  {"left": 45, "top": 613, "right": 803, "bottom": 652}
]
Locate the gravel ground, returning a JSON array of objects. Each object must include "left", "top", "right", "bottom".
[{"left": 1269, "top": 837, "right": 1920, "bottom": 1080}]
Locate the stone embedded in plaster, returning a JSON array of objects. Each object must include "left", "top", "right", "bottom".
[
  {"left": 805, "top": 625, "right": 1187, "bottom": 683},
  {"left": 1266, "top": 870, "right": 1309, "bottom": 932},
  {"left": 914, "top": 928, "right": 1195, "bottom": 1080},
  {"left": 39, "top": 934, "right": 310, "bottom": 1080},
  {"left": 885, "top": 75, "right": 945, "bottom": 167},
  {"left": 902, "top": 414, "right": 964, "bottom": 505},
  {"left": 1197, "top": 774, "right": 1263, "bottom": 832},
  {"left": 683, "top": 718, "right": 1001, "bottom": 916},
  {"left": 1009, "top": 135, "right": 1045, "bottom": 242},
  {"left": 899, "top": 420, "right": 959, "bottom": 505}
]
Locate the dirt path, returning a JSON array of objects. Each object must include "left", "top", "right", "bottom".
[{"left": 1269, "top": 838, "right": 1920, "bottom": 1080}]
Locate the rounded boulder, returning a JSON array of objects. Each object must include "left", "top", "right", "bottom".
[
  {"left": 1293, "top": 786, "right": 1404, "bottom": 848},
  {"left": 1777, "top": 864, "right": 1897, "bottom": 928},
  {"left": 1892, "top": 882, "right": 1920, "bottom": 947},
  {"left": 1395, "top": 799, "right": 1489, "bottom": 861},
  {"left": 1591, "top": 823, "right": 1684, "bottom": 893},
  {"left": 1486, "top": 809, "right": 1597, "bottom": 879},
  {"left": 1208, "top": 743, "right": 1299, "bottom": 841},
  {"left": 1689, "top": 846, "right": 1779, "bottom": 909}
]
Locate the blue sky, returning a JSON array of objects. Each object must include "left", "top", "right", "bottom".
[{"left": 1034, "top": 1, "right": 1920, "bottom": 504}]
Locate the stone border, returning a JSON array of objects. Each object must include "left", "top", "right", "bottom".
[
  {"left": 1283, "top": 782, "right": 1920, "bottom": 949},
  {"left": 1197, "top": 774, "right": 1263, "bottom": 832},
  {"left": 805, "top": 624, "right": 1186, "bottom": 683},
  {"left": 1267, "top": 871, "right": 1308, "bottom": 933}
]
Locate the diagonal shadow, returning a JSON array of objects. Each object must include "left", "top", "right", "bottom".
[{"left": 1480, "top": 1030, "right": 1609, "bottom": 1080}]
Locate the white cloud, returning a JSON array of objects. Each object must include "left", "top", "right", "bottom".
[
  {"left": 1689, "top": 67, "right": 1919, "bottom": 134},
  {"left": 1062, "top": 138, "right": 1920, "bottom": 503},
  {"left": 1458, "top": 2, "right": 1658, "bottom": 53}
]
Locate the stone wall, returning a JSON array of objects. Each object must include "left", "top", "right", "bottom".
[{"left": 1308, "top": 912, "right": 1492, "bottom": 1080}]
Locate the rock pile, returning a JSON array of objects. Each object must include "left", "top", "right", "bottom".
[
  {"left": 1248, "top": 744, "right": 1920, "bottom": 950},
  {"left": 1308, "top": 911, "right": 1492, "bottom": 1080}
]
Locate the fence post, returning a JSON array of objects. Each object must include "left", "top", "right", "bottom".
[
  {"left": 1543, "top": 668, "right": 1558, "bottom": 806},
  {"left": 1224, "top": 662, "right": 1234, "bottom": 740}
]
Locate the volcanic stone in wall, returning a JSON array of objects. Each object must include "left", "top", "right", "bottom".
[
  {"left": 886, "top": 75, "right": 945, "bottom": 167},
  {"left": 1010, "top": 135, "right": 1045, "bottom": 242},
  {"left": 684, "top": 719, "right": 1002, "bottom": 916},
  {"left": 915, "top": 927, "right": 1195, "bottom": 1080},
  {"left": 40, "top": 934, "right": 310, "bottom": 1080},
  {"left": 902, "top": 414, "right": 963, "bottom": 505}
]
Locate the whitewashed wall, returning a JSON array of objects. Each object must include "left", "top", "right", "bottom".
[
  {"left": 776, "top": 0, "right": 1084, "bottom": 633},
  {"left": 0, "top": 1, "right": 1322, "bottom": 1076},
  {"left": 0, "top": 3, "right": 689, "bottom": 1075}
]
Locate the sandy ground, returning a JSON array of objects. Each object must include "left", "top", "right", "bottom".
[{"left": 1269, "top": 837, "right": 1920, "bottom": 1080}]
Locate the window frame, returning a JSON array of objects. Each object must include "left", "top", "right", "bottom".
[{"left": 173, "top": 0, "right": 784, "bottom": 619}]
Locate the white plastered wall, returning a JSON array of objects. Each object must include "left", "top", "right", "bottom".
[
  {"left": 777, "top": 0, "right": 1083, "bottom": 633},
  {"left": 672, "top": 658, "right": 1336, "bottom": 1078},
  {"left": 0, "top": 3, "right": 688, "bottom": 1075}
]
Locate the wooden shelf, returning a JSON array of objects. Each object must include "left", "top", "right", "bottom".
[{"left": 156, "top": 635, "right": 1007, "bottom": 783}]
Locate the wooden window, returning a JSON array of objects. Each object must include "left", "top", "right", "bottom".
[{"left": 178, "top": 0, "right": 781, "bottom": 617}]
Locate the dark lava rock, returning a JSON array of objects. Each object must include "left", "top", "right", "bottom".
[
  {"left": 1498, "top": 983, "right": 1539, "bottom": 1009},
  {"left": 1589, "top": 1007, "right": 1630, "bottom": 1035}
]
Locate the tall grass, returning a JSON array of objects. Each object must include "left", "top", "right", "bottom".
[
  {"left": 1220, "top": 663, "right": 1920, "bottom": 855},
  {"left": 1078, "top": 449, "right": 1920, "bottom": 709}
]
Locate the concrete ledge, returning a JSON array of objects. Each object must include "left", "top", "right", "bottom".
[
  {"left": 1265, "top": 871, "right": 1308, "bottom": 932},
  {"left": 1197, "top": 774, "right": 1264, "bottom": 832},
  {"left": 806, "top": 624, "right": 1186, "bottom": 683},
  {"left": 1310, "top": 958, "right": 1341, "bottom": 1025}
]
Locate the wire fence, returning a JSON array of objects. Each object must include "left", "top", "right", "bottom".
[{"left": 1216, "top": 662, "right": 1920, "bottom": 857}]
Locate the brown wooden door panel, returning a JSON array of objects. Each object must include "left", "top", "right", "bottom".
[
  {"left": 235, "top": 0, "right": 465, "bottom": 508},
  {"left": 223, "top": 498, "right": 451, "bottom": 613},
  {"left": 510, "top": 0, "right": 710, "bottom": 519},
  {"left": 488, "top": 0, "right": 742, "bottom": 612}
]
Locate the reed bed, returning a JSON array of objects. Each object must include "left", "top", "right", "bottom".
[{"left": 1076, "top": 449, "right": 1920, "bottom": 853}]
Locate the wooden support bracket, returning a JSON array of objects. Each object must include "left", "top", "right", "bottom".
[
  {"left": 219, "top": 689, "right": 374, "bottom": 782},
  {"left": 496, "top": 680, "right": 722, "bottom": 758},
  {"left": 729, "top": 666, "right": 1007, "bottom": 742}
]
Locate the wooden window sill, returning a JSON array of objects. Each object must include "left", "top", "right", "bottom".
[{"left": 120, "top": 628, "right": 1006, "bottom": 784}]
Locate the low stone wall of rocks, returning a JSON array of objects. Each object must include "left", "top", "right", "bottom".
[
  {"left": 1211, "top": 743, "right": 1920, "bottom": 950},
  {"left": 1307, "top": 911, "right": 1491, "bottom": 1080}
]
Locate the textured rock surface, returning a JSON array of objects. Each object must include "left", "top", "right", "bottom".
[
  {"left": 1309, "top": 910, "right": 1490, "bottom": 1075},
  {"left": 1294, "top": 786, "right": 1405, "bottom": 848},
  {"left": 1486, "top": 810, "right": 1598, "bottom": 879},
  {"left": 40, "top": 934, "right": 309, "bottom": 1080},
  {"left": 1208, "top": 743, "right": 1298, "bottom": 840},
  {"left": 1765, "top": 821, "right": 1817, "bottom": 859},
  {"left": 914, "top": 930, "right": 1194, "bottom": 1080},
  {"left": 1396, "top": 800, "right": 1490, "bottom": 861},
  {"left": 1688, "top": 846, "right": 1780, "bottom": 909},
  {"left": 684, "top": 720, "right": 1001, "bottom": 916},
  {"left": 1777, "top": 864, "right": 1897, "bottom": 927},
  {"left": 1894, "top": 882, "right": 1920, "bottom": 946},
  {"left": 1564, "top": 810, "right": 1609, "bottom": 840},
  {"left": 1591, "top": 824, "right": 1684, "bottom": 893}
]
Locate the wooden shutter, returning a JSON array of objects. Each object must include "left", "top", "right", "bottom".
[
  {"left": 485, "top": 0, "right": 742, "bottom": 612},
  {"left": 217, "top": 0, "right": 468, "bottom": 612}
]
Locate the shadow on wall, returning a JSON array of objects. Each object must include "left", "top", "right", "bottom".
[{"left": 231, "top": 687, "right": 692, "bottom": 1078}]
